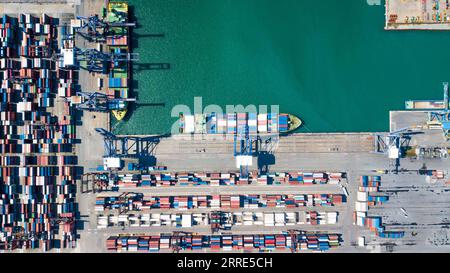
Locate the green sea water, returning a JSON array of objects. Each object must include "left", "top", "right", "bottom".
[{"left": 112, "top": 0, "right": 450, "bottom": 134}]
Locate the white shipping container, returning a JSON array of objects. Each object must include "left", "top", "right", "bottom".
[
  {"left": 356, "top": 216, "right": 364, "bottom": 226},
  {"left": 355, "top": 201, "right": 368, "bottom": 212},
  {"left": 358, "top": 236, "right": 365, "bottom": 247},
  {"left": 357, "top": 191, "right": 368, "bottom": 202}
]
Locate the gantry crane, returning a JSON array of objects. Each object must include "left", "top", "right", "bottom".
[
  {"left": 234, "top": 124, "right": 255, "bottom": 178},
  {"left": 287, "top": 230, "right": 299, "bottom": 253},
  {"left": 69, "top": 91, "right": 136, "bottom": 112},
  {"left": 6, "top": 227, "right": 35, "bottom": 250},
  {"left": 374, "top": 127, "right": 416, "bottom": 174},
  {"left": 74, "top": 47, "right": 139, "bottom": 72},
  {"left": 210, "top": 211, "right": 221, "bottom": 234},
  {"left": 95, "top": 128, "right": 161, "bottom": 159},
  {"left": 54, "top": 47, "right": 138, "bottom": 72},
  {"left": 50, "top": 215, "right": 75, "bottom": 226},
  {"left": 171, "top": 231, "right": 194, "bottom": 253},
  {"left": 6, "top": 214, "right": 74, "bottom": 250},
  {"left": 427, "top": 82, "right": 450, "bottom": 139},
  {"left": 209, "top": 211, "right": 233, "bottom": 233},
  {"left": 74, "top": 14, "right": 136, "bottom": 42}
]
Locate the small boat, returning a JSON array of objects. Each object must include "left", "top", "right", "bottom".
[{"left": 112, "top": 109, "right": 127, "bottom": 121}]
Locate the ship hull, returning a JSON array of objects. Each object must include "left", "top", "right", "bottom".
[{"left": 179, "top": 112, "right": 302, "bottom": 134}]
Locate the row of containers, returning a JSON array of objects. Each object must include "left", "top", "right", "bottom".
[
  {"left": 0, "top": 121, "right": 76, "bottom": 143},
  {"left": 112, "top": 171, "right": 346, "bottom": 188},
  {"left": 0, "top": 15, "right": 17, "bottom": 58},
  {"left": 106, "top": 233, "right": 342, "bottom": 252},
  {"left": 0, "top": 107, "right": 62, "bottom": 124},
  {"left": 1, "top": 60, "right": 55, "bottom": 72},
  {"left": 97, "top": 211, "right": 338, "bottom": 229},
  {"left": 0, "top": 155, "right": 77, "bottom": 166},
  {"left": 0, "top": 235, "right": 75, "bottom": 251},
  {"left": 57, "top": 68, "right": 77, "bottom": 98},
  {"left": 180, "top": 113, "right": 291, "bottom": 134},
  {"left": 1, "top": 166, "right": 77, "bottom": 177},
  {"left": 0, "top": 13, "right": 80, "bottom": 250},
  {"left": 95, "top": 193, "right": 345, "bottom": 212},
  {"left": 0, "top": 143, "right": 75, "bottom": 154},
  {"left": 0, "top": 86, "right": 53, "bottom": 108},
  {"left": 353, "top": 176, "right": 405, "bottom": 239}
]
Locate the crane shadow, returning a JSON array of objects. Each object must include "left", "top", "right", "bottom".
[
  {"left": 134, "top": 63, "right": 171, "bottom": 72},
  {"left": 120, "top": 101, "right": 166, "bottom": 122},
  {"left": 135, "top": 33, "right": 165, "bottom": 38}
]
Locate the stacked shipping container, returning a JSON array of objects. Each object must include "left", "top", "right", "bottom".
[
  {"left": 0, "top": 13, "right": 79, "bottom": 251},
  {"left": 94, "top": 193, "right": 345, "bottom": 212},
  {"left": 354, "top": 176, "right": 404, "bottom": 239},
  {"left": 106, "top": 233, "right": 342, "bottom": 252},
  {"left": 112, "top": 171, "right": 346, "bottom": 188}
]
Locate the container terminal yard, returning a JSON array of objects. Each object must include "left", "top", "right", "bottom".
[{"left": 1, "top": 0, "right": 450, "bottom": 254}]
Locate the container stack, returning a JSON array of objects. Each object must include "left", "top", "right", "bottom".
[
  {"left": 248, "top": 112, "right": 257, "bottom": 134},
  {"left": 95, "top": 193, "right": 345, "bottom": 212},
  {"left": 267, "top": 113, "right": 278, "bottom": 133},
  {"left": 0, "top": 15, "right": 17, "bottom": 58},
  {"left": 354, "top": 176, "right": 404, "bottom": 239},
  {"left": 227, "top": 113, "right": 237, "bottom": 134},
  {"left": 112, "top": 171, "right": 346, "bottom": 188},
  {"left": 106, "top": 232, "right": 342, "bottom": 252},
  {"left": 257, "top": 114, "right": 267, "bottom": 133},
  {"left": 217, "top": 114, "right": 227, "bottom": 134},
  {"left": 0, "top": 13, "right": 79, "bottom": 251},
  {"left": 278, "top": 114, "right": 289, "bottom": 133}
]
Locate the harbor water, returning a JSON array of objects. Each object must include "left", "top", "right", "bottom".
[{"left": 112, "top": 0, "right": 450, "bottom": 134}]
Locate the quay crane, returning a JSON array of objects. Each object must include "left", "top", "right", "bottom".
[
  {"left": 55, "top": 47, "right": 138, "bottom": 73},
  {"left": 406, "top": 82, "right": 450, "bottom": 139},
  {"left": 74, "top": 47, "right": 139, "bottom": 73},
  {"left": 427, "top": 82, "right": 450, "bottom": 139},
  {"left": 68, "top": 91, "right": 136, "bottom": 112},
  {"left": 74, "top": 14, "right": 136, "bottom": 42},
  {"left": 374, "top": 128, "right": 416, "bottom": 174},
  {"left": 95, "top": 128, "right": 160, "bottom": 161},
  {"left": 234, "top": 125, "right": 255, "bottom": 178}
]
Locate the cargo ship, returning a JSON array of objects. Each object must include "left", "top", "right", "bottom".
[
  {"left": 107, "top": 233, "right": 341, "bottom": 252},
  {"left": 105, "top": 0, "right": 132, "bottom": 121},
  {"left": 179, "top": 113, "right": 302, "bottom": 134}
]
